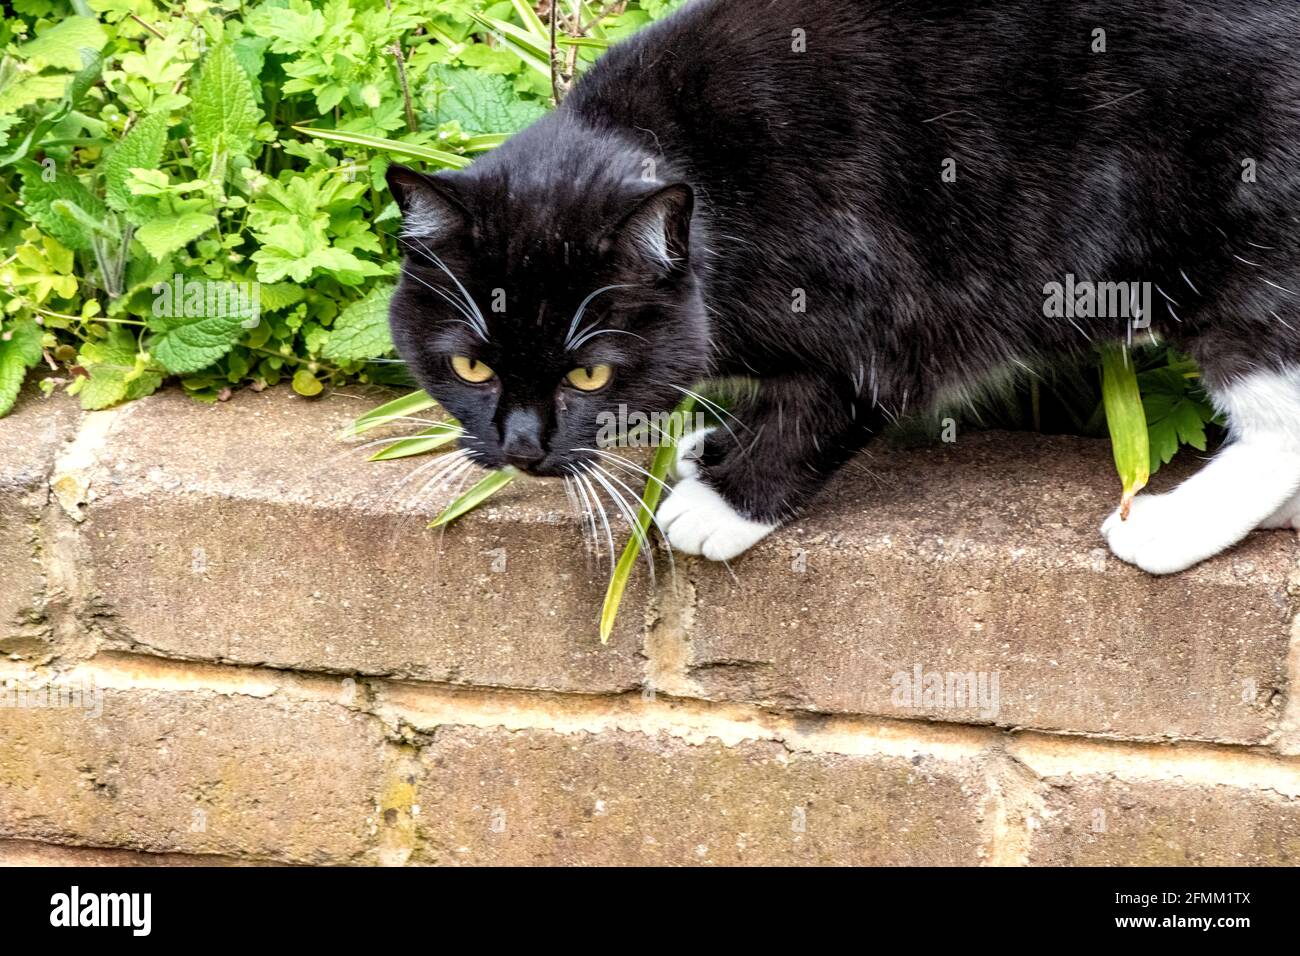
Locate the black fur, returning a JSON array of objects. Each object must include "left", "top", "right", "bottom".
[{"left": 387, "top": 0, "right": 1300, "bottom": 523}]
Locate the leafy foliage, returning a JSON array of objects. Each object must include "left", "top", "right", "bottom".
[
  {"left": 1, "top": 1, "right": 1212, "bottom": 484},
  {"left": 0, "top": 0, "right": 684, "bottom": 416}
]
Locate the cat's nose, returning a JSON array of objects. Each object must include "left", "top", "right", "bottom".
[{"left": 501, "top": 408, "right": 546, "bottom": 469}]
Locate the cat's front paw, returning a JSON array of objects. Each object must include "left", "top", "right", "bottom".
[
  {"left": 1100, "top": 494, "right": 1219, "bottom": 575},
  {"left": 657, "top": 475, "right": 777, "bottom": 561},
  {"left": 1261, "top": 489, "right": 1300, "bottom": 530}
]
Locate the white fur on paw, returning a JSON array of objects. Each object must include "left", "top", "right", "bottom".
[
  {"left": 671, "top": 426, "right": 715, "bottom": 481},
  {"left": 1261, "top": 490, "right": 1300, "bottom": 530},
  {"left": 1101, "top": 493, "right": 1236, "bottom": 575},
  {"left": 657, "top": 475, "right": 776, "bottom": 561}
]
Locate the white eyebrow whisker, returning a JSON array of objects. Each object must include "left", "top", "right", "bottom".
[
  {"left": 564, "top": 284, "right": 632, "bottom": 349},
  {"left": 569, "top": 327, "right": 647, "bottom": 352}
]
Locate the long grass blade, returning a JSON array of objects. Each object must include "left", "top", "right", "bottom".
[
  {"left": 290, "top": 125, "right": 471, "bottom": 168},
  {"left": 429, "top": 467, "right": 518, "bottom": 528},
  {"left": 369, "top": 424, "right": 464, "bottom": 461},
  {"left": 599, "top": 398, "right": 695, "bottom": 643},
  {"left": 342, "top": 389, "right": 440, "bottom": 438},
  {"left": 1100, "top": 343, "right": 1151, "bottom": 520}
]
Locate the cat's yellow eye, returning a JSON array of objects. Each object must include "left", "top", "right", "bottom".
[
  {"left": 565, "top": 364, "right": 612, "bottom": 392},
  {"left": 451, "top": 355, "right": 495, "bottom": 384}
]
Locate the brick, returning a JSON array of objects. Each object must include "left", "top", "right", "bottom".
[
  {"left": 0, "top": 658, "right": 388, "bottom": 864},
  {"left": 0, "top": 838, "right": 254, "bottom": 866},
  {"left": 0, "top": 388, "right": 80, "bottom": 654},
  {"left": 410, "top": 723, "right": 990, "bottom": 865},
  {"left": 681, "top": 432, "right": 1298, "bottom": 743},
  {"left": 1011, "top": 737, "right": 1300, "bottom": 865},
  {"left": 72, "top": 388, "right": 646, "bottom": 693}
]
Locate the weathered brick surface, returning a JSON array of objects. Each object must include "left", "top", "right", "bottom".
[
  {"left": 72, "top": 389, "right": 645, "bottom": 692},
  {"left": 410, "top": 724, "right": 989, "bottom": 865},
  {"left": 682, "top": 432, "right": 1297, "bottom": 743},
  {"left": 4, "top": 386, "right": 1300, "bottom": 866},
  {"left": 0, "top": 838, "right": 255, "bottom": 866},
  {"left": 0, "top": 388, "right": 80, "bottom": 654},
  {"left": 0, "top": 660, "right": 387, "bottom": 864},
  {"left": 1011, "top": 738, "right": 1300, "bottom": 865}
]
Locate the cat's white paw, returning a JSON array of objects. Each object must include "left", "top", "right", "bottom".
[
  {"left": 1101, "top": 492, "right": 1251, "bottom": 575},
  {"left": 1260, "top": 489, "right": 1300, "bottom": 530},
  {"left": 671, "top": 426, "right": 714, "bottom": 481},
  {"left": 657, "top": 475, "right": 776, "bottom": 561}
]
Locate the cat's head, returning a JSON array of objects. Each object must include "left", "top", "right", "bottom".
[{"left": 384, "top": 144, "right": 709, "bottom": 477}]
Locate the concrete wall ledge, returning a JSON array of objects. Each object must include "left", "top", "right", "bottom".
[{"left": 2, "top": 386, "right": 1298, "bottom": 865}]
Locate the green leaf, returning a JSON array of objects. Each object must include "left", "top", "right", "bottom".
[
  {"left": 289, "top": 125, "right": 470, "bottom": 169},
  {"left": 20, "top": 168, "right": 106, "bottom": 252},
  {"left": 1100, "top": 344, "right": 1150, "bottom": 519},
  {"left": 51, "top": 198, "right": 115, "bottom": 239},
  {"left": 600, "top": 398, "right": 694, "bottom": 643},
  {"left": 191, "top": 43, "right": 261, "bottom": 160},
  {"left": 257, "top": 282, "right": 306, "bottom": 313},
  {"left": 342, "top": 389, "right": 439, "bottom": 437},
  {"left": 0, "top": 73, "right": 71, "bottom": 115},
  {"left": 466, "top": 13, "right": 551, "bottom": 77},
  {"left": 0, "top": 318, "right": 45, "bottom": 418},
  {"left": 322, "top": 284, "right": 394, "bottom": 362},
  {"left": 369, "top": 425, "right": 463, "bottom": 461},
  {"left": 420, "top": 64, "right": 547, "bottom": 136},
  {"left": 148, "top": 297, "right": 255, "bottom": 375},
  {"left": 429, "top": 467, "right": 518, "bottom": 528},
  {"left": 16, "top": 17, "right": 108, "bottom": 71},
  {"left": 74, "top": 326, "right": 161, "bottom": 411},
  {"left": 292, "top": 368, "right": 324, "bottom": 396},
  {"left": 136, "top": 213, "right": 218, "bottom": 260},
  {"left": 104, "top": 112, "right": 169, "bottom": 215}
]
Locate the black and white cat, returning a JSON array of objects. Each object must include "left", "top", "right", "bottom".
[{"left": 386, "top": 0, "right": 1300, "bottom": 574}]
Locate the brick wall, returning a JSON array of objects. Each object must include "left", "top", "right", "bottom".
[{"left": 2, "top": 386, "right": 1298, "bottom": 865}]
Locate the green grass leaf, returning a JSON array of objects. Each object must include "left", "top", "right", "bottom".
[
  {"left": 600, "top": 398, "right": 695, "bottom": 643},
  {"left": 1100, "top": 344, "right": 1150, "bottom": 519},
  {"left": 342, "top": 389, "right": 439, "bottom": 437},
  {"left": 429, "top": 467, "right": 518, "bottom": 527},
  {"left": 465, "top": 13, "right": 552, "bottom": 77},
  {"left": 289, "top": 125, "right": 470, "bottom": 168},
  {"left": 369, "top": 424, "right": 463, "bottom": 461}
]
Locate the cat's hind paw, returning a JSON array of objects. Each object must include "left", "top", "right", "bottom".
[{"left": 657, "top": 475, "right": 776, "bottom": 561}]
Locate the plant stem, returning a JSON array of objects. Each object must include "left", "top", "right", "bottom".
[{"left": 390, "top": 42, "right": 419, "bottom": 133}]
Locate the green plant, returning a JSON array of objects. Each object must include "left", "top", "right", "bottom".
[
  {"left": 348, "top": 388, "right": 695, "bottom": 642},
  {"left": 0, "top": 0, "right": 685, "bottom": 417}
]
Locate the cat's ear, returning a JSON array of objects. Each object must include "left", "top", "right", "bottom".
[
  {"left": 386, "top": 163, "right": 470, "bottom": 241},
  {"left": 608, "top": 183, "right": 694, "bottom": 277}
]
